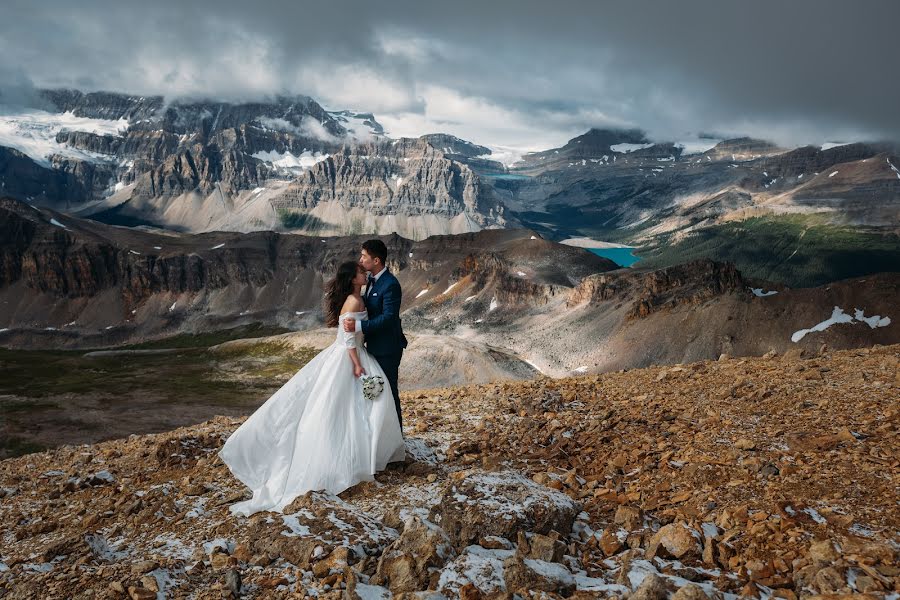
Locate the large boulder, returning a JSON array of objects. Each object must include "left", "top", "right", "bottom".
[
  {"left": 646, "top": 523, "right": 702, "bottom": 560},
  {"left": 429, "top": 470, "right": 580, "bottom": 549},
  {"left": 373, "top": 516, "right": 456, "bottom": 594},
  {"left": 239, "top": 491, "right": 398, "bottom": 568},
  {"left": 502, "top": 554, "right": 576, "bottom": 596}
]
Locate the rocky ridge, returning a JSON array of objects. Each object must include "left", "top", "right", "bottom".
[
  {"left": 0, "top": 345, "right": 897, "bottom": 598},
  {"left": 0, "top": 89, "right": 514, "bottom": 240}
]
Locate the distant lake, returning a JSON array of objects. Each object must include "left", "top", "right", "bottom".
[{"left": 588, "top": 247, "right": 641, "bottom": 267}]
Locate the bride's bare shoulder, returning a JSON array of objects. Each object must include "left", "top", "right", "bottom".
[{"left": 340, "top": 295, "right": 364, "bottom": 314}]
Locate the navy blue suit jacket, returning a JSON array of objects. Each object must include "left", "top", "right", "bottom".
[{"left": 361, "top": 269, "right": 407, "bottom": 356}]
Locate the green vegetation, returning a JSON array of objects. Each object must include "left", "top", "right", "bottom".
[
  {"left": 277, "top": 209, "right": 325, "bottom": 230},
  {"left": 0, "top": 330, "right": 321, "bottom": 457},
  {"left": 210, "top": 341, "right": 320, "bottom": 381},
  {"left": 637, "top": 215, "right": 900, "bottom": 287},
  {"left": 123, "top": 323, "right": 290, "bottom": 350},
  {"left": 0, "top": 437, "right": 47, "bottom": 458}
]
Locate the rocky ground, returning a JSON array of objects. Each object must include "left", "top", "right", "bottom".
[{"left": 0, "top": 345, "right": 897, "bottom": 599}]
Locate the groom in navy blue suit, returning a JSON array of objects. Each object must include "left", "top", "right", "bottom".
[{"left": 343, "top": 239, "right": 408, "bottom": 431}]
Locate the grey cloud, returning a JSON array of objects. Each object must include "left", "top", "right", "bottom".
[{"left": 0, "top": 0, "right": 897, "bottom": 147}]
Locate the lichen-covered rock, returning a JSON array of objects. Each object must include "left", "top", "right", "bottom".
[
  {"left": 429, "top": 470, "right": 580, "bottom": 549},
  {"left": 646, "top": 523, "right": 701, "bottom": 560},
  {"left": 502, "top": 554, "right": 576, "bottom": 596},
  {"left": 373, "top": 516, "right": 455, "bottom": 594}
]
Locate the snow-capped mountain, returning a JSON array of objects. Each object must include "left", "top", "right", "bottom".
[{"left": 0, "top": 89, "right": 510, "bottom": 239}]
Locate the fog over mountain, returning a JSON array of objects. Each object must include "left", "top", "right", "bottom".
[{"left": 1, "top": 0, "right": 899, "bottom": 154}]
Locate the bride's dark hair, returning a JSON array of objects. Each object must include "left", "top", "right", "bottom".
[{"left": 324, "top": 261, "right": 362, "bottom": 327}]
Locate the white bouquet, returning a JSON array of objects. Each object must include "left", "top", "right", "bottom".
[{"left": 361, "top": 374, "right": 385, "bottom": 401}]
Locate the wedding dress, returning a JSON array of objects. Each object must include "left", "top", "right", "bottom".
[{"left": 218, "top": 310, "right": 406, "bottom": 516}]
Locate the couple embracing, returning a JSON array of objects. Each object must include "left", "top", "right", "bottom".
[{"left": 219, "top": 239, "right": 408, "bottom": 516}]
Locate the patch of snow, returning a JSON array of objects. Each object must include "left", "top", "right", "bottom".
[
  {"left": 151, "top": 534, "right": 194, "bottom": 560},
  {"left": 185, "top": 497, "right": 209, "bottom": 519},
  {"left": 437, "top": 545, "right": 512, "bottom": 596},
  {"left": 572, "top": 366, "right": 588, "bottom": 374},
  {"left": 524, "top": 558, "right": 575, "bottom": 584},
  {"left": 0, "top": 108, "right": 128, "bottom": 166},
  {"left": 854, "top": 308, "right": 891, "bottom": 328},
  {"left": 148, "top": 568, "right": 177, "bottom": 597},
  {"left": 202, "top": 538, "right": 235, "bottom": 555},
  {"left": 750, "top": 287, "right": 778, "bottom": 297},
  {"left": 129, "top": 250, "right": 140, "bottom": 255},
  {"left": 828, "top": 170, "right": 839, "bottom": 177},
  {"left": 295, "top": 311, "right": 306, "bottom": 316},
  {"left": 611, "top": 143, "right": 654, "bottom": 153},
  {"left": 489, "top": 297, "right": 498, "bottom": 311},
  {"left": 416, "top": 289, "right": 429, "bottom": 299},
  {"left": 280, "top": 514, "right": 313, "bottom": 537},
  {"left": 848, "top": 523, "right": 876, "bottom": 538},
  {"left": 442, "top": 282, "right": 458, "bottom": 295},
  {"left": 887, "top": 158, "right": 900, "bottom": 180},
  {"left": 153, "top": 246, "right": 162, "bottom": 250},
  {"left": 464, "top": 295, "right": 477, "bottom": 303},
  {"left": 210, "top": 243, "right": 225, "bottom": 250},
  {"left": 821, "top": 142, "right": 851, "bottom": 150},
  {"left": 404, "top": 437, "right": 441, "bottom": 465},
  {"left": 353, "top": 583, "right": 392, "bottom": 599},
  {"left": 91, "top": 470, "right": 115, "bottom": 482},
  {"left": 516, "top": 271, "right": 526, "bottom": 277},
  {"left": 702, "top": 522, "right": 720, "bottom": 539},
  {"left": 803, "top": 507, "right": 827, "bottom": 524},
  {"left": 49, "top": 218, "right": 68, "bottom": 229},
  {"left": 85, "top": 533, "right": 129, "bottom": 561},
  {"left": 251, "top": 149, "right": 329, "bottom": 174},
  {"left": 168, "top": 301, "right": 177, "bottom": 312},
  {"left": 791, "top": 306, "right": 891, "bottom": 342},
  {"left": 530, "top": 235, "right": 538, "bottom": 240}
]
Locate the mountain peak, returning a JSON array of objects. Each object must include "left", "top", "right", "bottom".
[{"left": 419, "top": 133, "right": 490, "bottom": 158}]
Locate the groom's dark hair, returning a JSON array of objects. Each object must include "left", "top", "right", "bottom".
[{"left": 362, "top": 239, "right": 388, "bottom": 265}]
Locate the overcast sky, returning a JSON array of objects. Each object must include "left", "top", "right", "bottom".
[{"left": 2, "top": 0, "right": 898, "bottom": 152}]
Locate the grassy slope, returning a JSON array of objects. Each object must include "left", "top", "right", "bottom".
[{"left": 637, "top": 215, "right": 900, "bottom": 287}]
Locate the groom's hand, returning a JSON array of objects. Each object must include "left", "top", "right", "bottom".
[{"left": 343, "top": 318, "right": 356, "bottom": 332}]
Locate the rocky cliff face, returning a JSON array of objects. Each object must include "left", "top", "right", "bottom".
[
  {"left": 0, "top": 88, "right": 520, "bottom": 240},
  {"left": 270, "top": 138, "right": 507, "bottom": 231},
  {"left": 569, "top": 259, "right": 745, "bottom": 319},
  {"left": 40, "top": 89, "right": 164, "bottom": 121},
  {"left": 0, "top": 198, "right": 605, "bottom": 348}
]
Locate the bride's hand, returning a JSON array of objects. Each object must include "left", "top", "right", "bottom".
[{"left": 354, "top": 364, "right": 366, "bottom": 378}]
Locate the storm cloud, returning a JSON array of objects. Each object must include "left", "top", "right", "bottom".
[{"left": 1, "top": 0, "right": 898, "bottom": 150}]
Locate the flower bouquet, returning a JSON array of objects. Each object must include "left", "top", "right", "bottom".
[{"left": 361, "top": 374, "right": 385, "bottom": 401}]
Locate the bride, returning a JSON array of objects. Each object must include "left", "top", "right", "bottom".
[{"left": 218, "top": 260, "right": 406, "bottom": 516}]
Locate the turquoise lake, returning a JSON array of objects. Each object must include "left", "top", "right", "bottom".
[{"left": 588, "top": 247, "right": 641, "bottom": 267}]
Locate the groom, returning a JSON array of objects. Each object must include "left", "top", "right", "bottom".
[{"left": 343, "top": 239, "right": 408, "bottom": 431}]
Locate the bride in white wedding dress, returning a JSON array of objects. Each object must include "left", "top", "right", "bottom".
[{"left": 218, "top": 261, "right": 406, "bottom": 516}]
